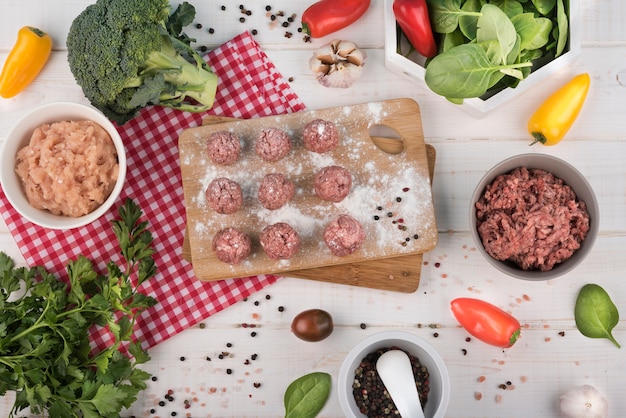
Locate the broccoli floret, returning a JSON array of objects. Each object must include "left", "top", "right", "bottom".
[{"left": 66, "top": 0, "right": 218, "bottom": 125}]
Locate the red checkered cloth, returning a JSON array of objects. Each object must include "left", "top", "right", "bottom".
[{"left": 0, "top": 31, "right": 306, "bottom": 349}]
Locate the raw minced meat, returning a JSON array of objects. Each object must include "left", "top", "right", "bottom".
[
  {"left": 314, "top": 165, "right": 352, "bottom": 203},
  {"left": 323, "top": 214, "right": 365, "bottom": 257},
  {"left": 206, "top": 130, "right": 241, "bottom": 165},
  {"left": 302, "top": 119, "right": 339, "bottom": 153},
  {"left": 475, "top": 167, "right": 590, "bottom": 271},
  {"left": 15, "top": 120, "right": 119, "bottom": 217},
  {"left": 212, "top": 227, "right": 252, "bottom": 264},
  {"left": 258, "top": 173, "right": 295, "bottom": 210},
  {"left": 255, "top": 127, "right": 292, "bottom": 162},
  {"left": 206, "top": 177, "right": 243, "bottom": 214},
  {"left": 259, "top": 222, "right": 301, "bottom": 260}
]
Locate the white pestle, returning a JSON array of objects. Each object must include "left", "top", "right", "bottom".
[{"left": 376, "top": 349, "right": 425, "bottom": 418}]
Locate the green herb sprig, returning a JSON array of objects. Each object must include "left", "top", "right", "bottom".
[{"left": 0, "top": 198, "right": 158, "bottom": 417}]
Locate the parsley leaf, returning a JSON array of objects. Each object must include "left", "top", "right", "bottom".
[{"left": 0, "top": 199, "right": 158, "bottom": 417}]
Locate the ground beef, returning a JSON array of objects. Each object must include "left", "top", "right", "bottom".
[
  {"left": 302, "top": 119, "right": 339, "bottom": 153},
  {"left": 206, "top": 177, "right": 243, "bottom": 214},
  {"left": 475, "top": 167, "right": 590, "bottom": 271},
  {"left": 206, "top": 130, "right": 241, "bottom": 165},
  {"left": 259, "top": 222, "right": 301, "bottom": 260},
  {"left": 314, "top": 165, "right": 352, "bottom": 203},
  {"left": 258, "top": 173, "right": 295, "bottom": 210},
  {"left": 255, "top": 127, "right": 292, "bottom": 162},
  {"left": 324, "top": 214, "right": 365, "bottom": 257},
  {"left": 212, "top": 227, "right": 252, "bottom": 264},
  {"left": 15, "top": 120, "right": 119, "bottom": 217}
]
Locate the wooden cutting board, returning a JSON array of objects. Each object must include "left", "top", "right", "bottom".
[
  {"left": 179, "top": 98, "right": 438, "bottom": 286},
  {"left": 181, "top": 116, "right": 436, "bottom": 292}
]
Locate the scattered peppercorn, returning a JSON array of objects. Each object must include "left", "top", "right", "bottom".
[
  {"left": 221, "top": 5, "right": 226, "bottom": 10},
  {"left": 499, "top": 384, "right": 507, "bottom": 390},
  {"left": 226, "top": 342, "right": 232, "bottom": 347},
  {"left": 265, "top": 5, "right": 272, "bottom": 11},
  {"left": 288, "top": 77, "right": 294, "bottom": 82},
  {"left": 152, "top": 376, "right": 158, "bottom": 381},
  {"left": 374, "top": 215, "right": 380, "bottom": 221},
  {"left": 251, "top": 354, "right": 258, "bottom": 360},
  {"left": 226, "top": 368, "right": 233, "bottom": 374},
  {"left": 278, "top": 306, "right": 285, "bottom": 312},
  {"left": 239, "top": 17, "right": 246, "bottom": 23},
  {"left": 206, "top": 356, "right": 211, "bottom": 361},
  {"left": 254, "top": 382, "right": 262, "bottom": 388},
  {"left": 251, "top": 331, "right": 257, "bottom": 337},
  {"left": 198, "top": 322, "right": 206, "bottom": 329},
  {"left": 195, "top": 23, "right": 202, "bottom": 29},
  {"left": 466, "top": 337, "right": 472, "bottom": 342},
  {"left": 150, "top": 409, "right": 156, "bottom": 414},
  {"left": 461, "top": 348, "right": 467, "bottom": 355},
  {"left": 433, "top": 332, "right": 439, "bottom": 338},
  {"left": 396, "top": 197, "right": 402, "bottom": 202},
  {"left": 179, "top": 356, "right": 185, "bottom": 361},
  {"left": 254, "top": 301, "right": 260, "bottom": 306},
  {"left": 208, "top": 28, "right": 215, "bottom": 34},
  {"left": 558, "top": 331, "right": 565, "bottom": 337},
  {"left": 159, "top": 401, "right": 166, "bottom": 407},
  {"left": 251, "top": 29, "right": 258, "bottom": 35},
  {"left": 387, "top": 212, "right": 393, "bottom": 217},
  {"left": 265, "top": 294, "right": 271, "bottom": 300},
  {"left": 360, "top": 323, "right": 367, "bottom": 329}
]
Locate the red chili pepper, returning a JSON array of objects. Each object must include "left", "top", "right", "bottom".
[
  {"left": 450, "top": 298, "right": 521, "bottom": 348},
  {"left": 301, "top": 0, "right": 371, "bottom": 38},
  {"left": 393, "top": 0, "right": 437, "bottom": 58}
]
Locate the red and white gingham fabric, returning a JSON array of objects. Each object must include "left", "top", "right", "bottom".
[{"left": 0, "top": 32, "right": 306, "bottom": 349}]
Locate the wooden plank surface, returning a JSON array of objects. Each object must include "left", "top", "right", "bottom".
[{"left": 179, "top": 98, "right": 438, "bottom": 281}]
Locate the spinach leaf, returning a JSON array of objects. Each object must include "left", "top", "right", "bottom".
[
  {"left": 511, "top": 13, "right": 552, "bottom": 51},
  {"left": 476, "top": 4, "right": 518, "bottom": 65},
  {"left": 284, "top": 372, "right": 331, "bottom": 418},
  {"left": 424, "top": 43, "right": 531, "bottom": 99},
  {"left": 574, "top": 284, "right": 621, "bottom": 348},
  {"left": 458, "top": 0, "right": 483, "bottom": 39},
  {"left": 531, "top": 0, "right": 556, "bottom": 15},
  {"left": 555, "top": 0, "right": 569, "bottom": 57},
  {"left": 490, "top": 0, "right": 523, "bottom": 18},
  {"left": 427, "top": 0, "right": 482, "bottom": 34}
]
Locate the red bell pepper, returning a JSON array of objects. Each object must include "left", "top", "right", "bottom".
[
  {"left": 301, "top": 0, "right": 371, "bottom": 38},
  {"left": 393, "top": 0, "right": 437, "bottom": 58},
  {"left": 450, "top": 298, "right": 521, "bottom": 348}
]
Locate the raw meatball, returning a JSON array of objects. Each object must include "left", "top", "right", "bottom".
[
  {"left": 302, "top": 119, "right": 339, "bottom": 153},
  {"left": 207, "top": 130, "right": 241, "bottom": 165},
  {"left": 324, "top": 214, "right": 366, "bottom": 257},
  {"left": 212, "top": 227, "right": 252, "bottom": 264},
  {"left": 258, "top": 173, "right": 295, "bottom": 210},
  {"left": 255, "top": 128, "right": 292, "bottom": 162},
  {"left": 260, "top": 222, "right": 301, "bottom": 260},
  {"left": 314, "top": 165, "right": 352, "bottom": 202},
  {"left": 206, "top": 177, "right": 243, "bottom": 214}
]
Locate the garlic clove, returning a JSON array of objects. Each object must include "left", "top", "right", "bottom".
[
  {"left": 309, "top": 39, "right": 366, "bottom": 89},
  {"left": 559, "top": 385, "right": 608, "bottom": 418}
]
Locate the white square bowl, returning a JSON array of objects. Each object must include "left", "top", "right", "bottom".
[{"left": 383, "top": 0, "right": 581, "bottom": 117}]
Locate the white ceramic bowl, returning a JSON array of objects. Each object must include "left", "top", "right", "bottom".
[
  {"left": 338, "top": 331, "right": 450, "bottom": 418},
  {"left": 0, "top": 102, "right": 126, "bottom": 230},
  {"left": 470, "top": 153, "right": 598, "bottom": 281}
]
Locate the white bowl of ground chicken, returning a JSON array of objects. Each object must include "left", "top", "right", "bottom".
[
  {"left": 470, "top": 153, "right": 598, "bottom": 281},
  {"left": 0, "top": 102, "right": 126, "bottom": 229}
]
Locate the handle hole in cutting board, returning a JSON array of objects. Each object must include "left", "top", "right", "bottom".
[{"left": 369, "top": 124, "right": 404, "bottom": 155}]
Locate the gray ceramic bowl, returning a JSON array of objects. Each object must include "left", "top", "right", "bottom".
[
  {"left": 0, "top": 102, "right": 126, "bottom": 230},
  {"left": 338, "top": 331, "right": 450, "bottom": 418},
  {"left": 470, "top": 153, "right": 598, "bottom": 281}
]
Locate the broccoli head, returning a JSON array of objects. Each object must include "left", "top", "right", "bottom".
[{"left": 66, "top": 0, "right": 218, "bottom": 125}]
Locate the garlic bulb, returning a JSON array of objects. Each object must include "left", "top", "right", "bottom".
[
  {"left": 309, "top": 40, "right": 366, "bottom": 88},
  {"left": 560, "top": 385, "right": 608, "bottom": 418}
]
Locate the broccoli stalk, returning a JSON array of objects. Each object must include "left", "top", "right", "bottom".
[{"left": 67, "top": 0, "right": 218, "bottom": 125}]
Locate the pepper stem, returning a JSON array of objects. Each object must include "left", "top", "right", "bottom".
[{"left": 529, "top": 132, "right": 547, "bottom": 146}]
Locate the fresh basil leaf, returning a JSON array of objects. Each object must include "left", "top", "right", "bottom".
[
  {"left": 284, "top": 372, "right": 331, "bottom": 418},
  {"left": 575, "top": 284, "right": 621, "bottom": 348}
]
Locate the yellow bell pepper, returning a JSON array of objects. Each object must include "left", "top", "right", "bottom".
[
  {"left": 0, "top": 26, "right": 53, "bottom": 98},
  {"left": 528, "top": 73, "right": 591, "bottom": 146}
]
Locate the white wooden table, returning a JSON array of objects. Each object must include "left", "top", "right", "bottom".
[{"left": 2, "top": 1, "right": 626, "bottom": 417}]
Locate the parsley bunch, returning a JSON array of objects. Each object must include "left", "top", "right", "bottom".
[{"left": 0, "top": 199, "right": 158, "bottom": 417}]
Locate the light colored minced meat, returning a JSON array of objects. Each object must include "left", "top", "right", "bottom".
[
  {"left": 15, "top": 120, "right": 119, "bottom": 218},
  {"left": 475, "top": 167, "right": 590, "bottom": 271}
]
